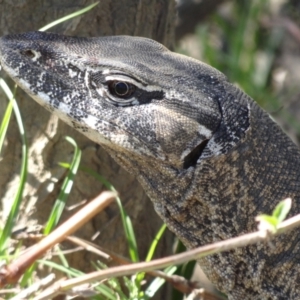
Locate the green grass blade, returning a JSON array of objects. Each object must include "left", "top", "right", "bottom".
[
  {"left": 273, "top": 198, "right": 292, "bottom": 224},
  {"left": 0, "top": 1, "right": 99, "bottom": 290},
  {"left": 39, "top": 2, "right": 99, "bottom": 32},
  {"left": 0, "top": 79, "right": 14, "bottom": 154},
  {"left": 57, "top": 245, "right": 70, "bottom": 268},
  {"left": 78, "top": 166, "right": 140, "bottom": 263},
  {"left": 0, "top": 80, "right": 28, "bottom": 253},
  {"left": 94, "top": 261, "right": 128, "bottom": 300},
  {"left": 20, "top": 263, "right": 36, "bottom": 287},
  {"left": 144, "top": 265, "right": 177, "bottom": 299},
  {"left": 124, "top": 214, "right": 139, "bottom": 263},
  {"left": 145, "top": 223, "right": 167, "bottom": 262},
  {"left": 0, "top": 100, "right": 13, "bottom": 154},
  {"left": 39, "top": 259, "right": 84, "bottom": 276},
  {"left": 0, "top": 0, "right": 99, "bottom": 251},
  {"left": 44, "top": 137, "right": 81, "bottom": 234},
  {"left": 135, "top": 223, "right": 167, "bottom": 290}
]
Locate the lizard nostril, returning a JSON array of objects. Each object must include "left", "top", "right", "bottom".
[{"left": 21, "top": 49, "right": 36, "bottom": 59}]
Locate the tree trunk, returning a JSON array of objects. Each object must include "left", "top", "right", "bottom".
[{"left": 0, "top": 0, "right": 175, "bottom": 287}]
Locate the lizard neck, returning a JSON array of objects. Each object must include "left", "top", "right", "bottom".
[{"left": 105, "top": 99, "right": 300, "bottom": 251}]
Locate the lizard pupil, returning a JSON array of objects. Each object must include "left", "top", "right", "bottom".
[
  {"left": 114, "top": 82, "right": 129, "bottom": 96},
  {"left": 109, "top": 81, "right": 135, "bottom": 98}
]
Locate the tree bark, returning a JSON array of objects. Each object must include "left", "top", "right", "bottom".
[{"left": 0, "top": 0, "right": 175, "bottom": 287}]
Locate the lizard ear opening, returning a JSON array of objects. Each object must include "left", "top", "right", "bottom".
[{"left": 183, "top": 139, "right": 209, "bottom": 169}]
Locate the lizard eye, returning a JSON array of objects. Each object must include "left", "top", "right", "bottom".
[{"left": 108, "top": 81, "right": 135, "bottom": 98}]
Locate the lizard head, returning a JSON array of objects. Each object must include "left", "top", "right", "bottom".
[{"left": 0, "top": 31, "right": 249, "bottom": 171}]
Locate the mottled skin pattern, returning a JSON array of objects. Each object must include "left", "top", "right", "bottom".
[{"left": 0, "top": 32, "right": 300, "bottom": 299}]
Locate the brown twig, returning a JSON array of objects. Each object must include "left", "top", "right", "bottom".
[
  {"left": 0, "top": 191, "right": 116, "bottom": 286},
  {"left": 31, "top": 212, "right": 300, "bottom": 300},
  {"left": 66, "top": 235, "right": 200, "bottom": 294},
  {"left": 20, "top": 232, "right": 202, "bottom": 296}
]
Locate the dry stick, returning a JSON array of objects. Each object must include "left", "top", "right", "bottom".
[
  {"left": 31, "top": 233, "right": 198, "bottom": 293},
  {"left": 33, "top": 213, "right": 300, "bottom": 300},
  {"left": 27, "top": 234, "right": 111, "bottom": 260},
  {"left": 23, "top": 224, "right": 201, "bottom": 295},
  {"left": 0, "top": 191, "right": 116, "bottom": 286},
  {"left": 10, "top": 274, "right": 56, "bottom": 300},
  {"left": 66, "top": 235, "right": 199, "bottom": 294},
  {"left": 64, "top": 236, "right": 111, "bottom": 260}
]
